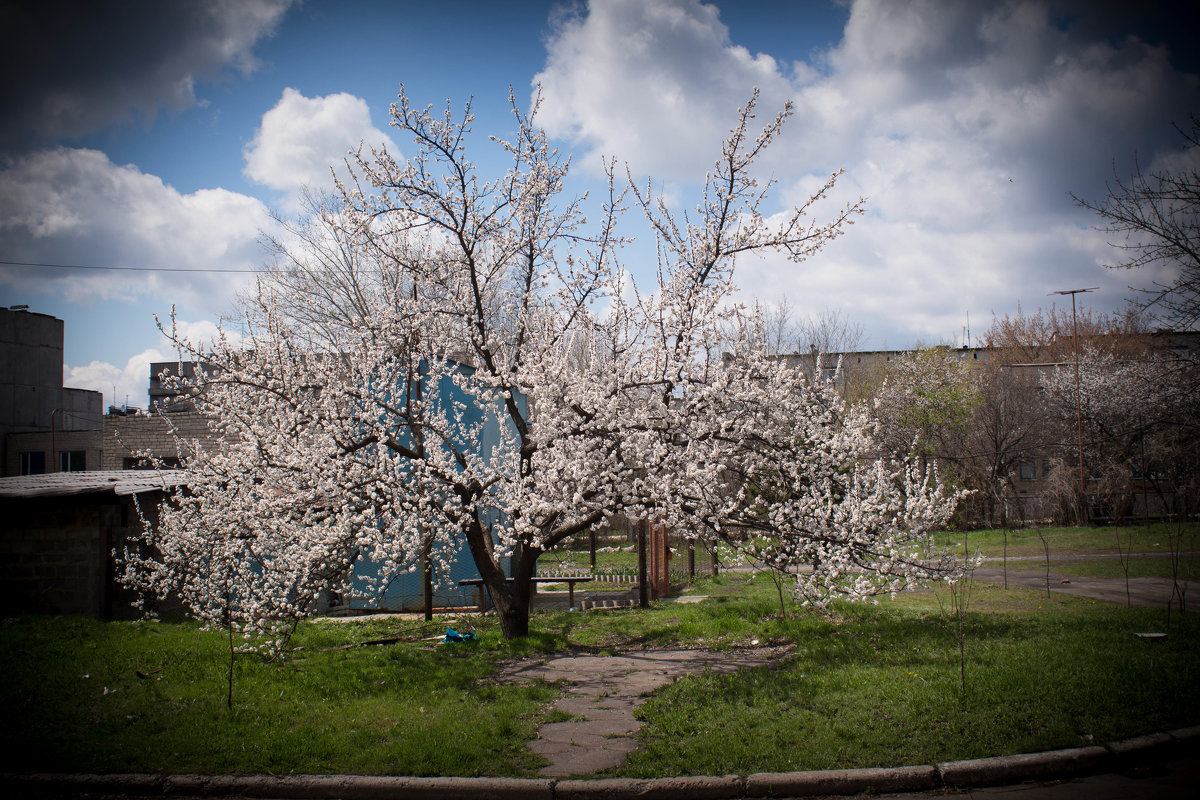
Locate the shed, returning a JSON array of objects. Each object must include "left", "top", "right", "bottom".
[{"left": 0, "top": 470, "right": 186, "bottom": 619}]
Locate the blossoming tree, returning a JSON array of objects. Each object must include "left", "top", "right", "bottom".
[
  {"left": 1040, "top": 344, "right": 1199, "bottom": 521},
  {"left": 123, "top": 89, "right": 967, "bottom": 644}
]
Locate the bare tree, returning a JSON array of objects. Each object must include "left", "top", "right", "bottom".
[
  {"left": 798, "top": 306, "right": 865, "bottom": 357},
  {"left": 1073, "top": 117, "right": 1200, "bottom": 329}
]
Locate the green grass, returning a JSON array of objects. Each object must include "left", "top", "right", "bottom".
[
  {"left": 0, "top": 615, "right": 558, "bottom": 777},
  {"left": 543, "top": 546, "right": 639, "bottom": 573},
  {"left": 936, "top": 522, "right": 1199, "bottom": 559},
  {"left": 2, "top": 568, "right": 1197, "bottom": 778},
  {"left": 611, "top": 580, "right": 1200, "bottom": 777},
  {"left": 1001, "top": 555, "right": 1197, "bottom": 580}
]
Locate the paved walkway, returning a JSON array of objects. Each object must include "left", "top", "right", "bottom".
[
  {"left": 972, "top": 567, "right": 1186, "bottom": 607},
  {"left": 971, "top": 552, "right": 1192, "bottom": 608},
  {"left": 493, "top": 646, "right": 793, "bottom": 777}
]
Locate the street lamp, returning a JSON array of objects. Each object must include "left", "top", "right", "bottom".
[{"left": 1050, "top": 287, "right": 1097, "bottom": 520}]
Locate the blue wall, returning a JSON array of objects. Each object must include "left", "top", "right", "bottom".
[{"left": 347, "top": 360, "right": 520, "bottom": 612}]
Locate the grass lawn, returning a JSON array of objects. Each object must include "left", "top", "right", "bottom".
[
  {"left": 935, "top": 522, "right": 1199, "bottom": 559},
  {"left": 941, "top": 522, "right": 1199, "bottom": 582},
  {"left": 542, "top": 545, "right": 639, "bottom": 574},
  {"left": 606, "top": 577, "right": 1200, "bottom": 777},
  {"left": 998, "top": 555, "right": 1195, "bottom": 580},
  {"left": 0, "top": 616, "right": 557, "bottom": 777},
  {"left": 2, "top": 562, "right": 1197, "bottom": 778}
]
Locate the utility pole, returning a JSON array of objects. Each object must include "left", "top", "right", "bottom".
[{"left": 1050, "top": 287, "right": 1097, "bottom": 520}]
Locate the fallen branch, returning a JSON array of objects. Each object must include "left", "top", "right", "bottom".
[{"left": 319, "top": 635, "right": 414, "bottom": 652}]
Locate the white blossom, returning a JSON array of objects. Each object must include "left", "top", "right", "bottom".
[{"left": 121, "top": 89, "right": 967, "bottom": 645}]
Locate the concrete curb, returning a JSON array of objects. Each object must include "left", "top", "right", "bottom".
[
  {"left": 745, "top": 765, "right": 938, "bottom": 796},
  {"left": 936, "top": 745, "right": 1109, "bottom": 787},
  {"left": 556, "top": 775, "right": 743, "bottom": 799},
  {"left": 6, "top": 726, "right": 1197, "bottom": 799}
]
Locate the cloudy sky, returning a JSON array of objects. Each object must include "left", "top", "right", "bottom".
[{"left": 1, "top": 0, "right": 1197, "bottom": 410}]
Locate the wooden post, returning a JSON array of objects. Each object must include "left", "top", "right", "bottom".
[
  {"left": 647, "top": 520, "right": 671, "bottom": 599},
  {"left": 637, "top": 518, "right": 649, "bottom": 608}
]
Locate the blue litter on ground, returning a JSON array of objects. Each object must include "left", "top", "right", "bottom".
[{"left": 443, "top": 627, "right": 477, "bottom": 643}]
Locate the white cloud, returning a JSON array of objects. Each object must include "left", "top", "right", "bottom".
[
  {"left": 65, "top": 348, "right": 165, "bottom": 413},
  {"left": 536, "top": 0, "right": 1200, "bottom": 346},
  {"left": 0, "top": 147, "right": 273, "bottom": 311},
  {"left": 534, "top": 0, "right": 794, "bottom": 179},
  {"left": 64, "top": 321, "right": 243, "bottom": 412},
  {"left": 243, "top": 88, "right": 398, "bottom": 211}
]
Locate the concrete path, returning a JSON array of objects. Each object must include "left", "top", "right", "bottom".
[{"left": 493, "top": 646, "right": 793, "bottom": 777}]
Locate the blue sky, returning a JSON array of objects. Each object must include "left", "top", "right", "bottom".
[{"left": 1, "top": 0, "right": 1197, "bottom": 410}]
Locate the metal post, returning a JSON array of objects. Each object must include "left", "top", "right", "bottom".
[
  {"left": 1071, "top": 294, "right": 1084, "bottom": 501},
  {"left": 1050, "top": 288, "right": 1096, "bottom": 522}
]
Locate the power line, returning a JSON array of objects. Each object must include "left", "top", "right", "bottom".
[{"left": 0, "top": 259, "right": 260, "bottom": 274}]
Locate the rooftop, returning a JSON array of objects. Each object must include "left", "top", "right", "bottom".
[{"left": 0, "top": 469, "right": 187, "bottom": 498}]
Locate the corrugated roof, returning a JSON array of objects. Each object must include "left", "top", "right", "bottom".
[{"left": 0, "top": 470, "right": 188, "bottom": 498}]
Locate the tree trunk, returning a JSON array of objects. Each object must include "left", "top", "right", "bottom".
[
  {"left": 495, "top": 592, "right": 531, "bottom": 639},
  {"left": 492, "top": 549, "right": 537, "bottom": 639},
  {"left": 461, "top": 512, "right": 535, "bottom": 640},
  {"left": 421, "top": 537, "right": 434, "bottom": 622}
]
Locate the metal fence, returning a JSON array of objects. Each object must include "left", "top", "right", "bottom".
[{"left": 537, "top": 518, "right": 722, "bottom": 586}]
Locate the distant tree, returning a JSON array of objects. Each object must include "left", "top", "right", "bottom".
[
  {"left": 1074, "top": 117, "right": 1200, "bottom": 330},
  {"left": 798, "top": 306, "right": 865, "bottom": 357},
  {"left": 872, "top": 346, "right": 979, "bottom": 468},
  {"left": 1041, "top": 344, "right": 1200, "bottom": 523},
  {"left": 982, "top": 304, "right": 1149, "bottom": 363},
  {"left": 752, "top": 299, "right": 863, "bottom": 359},
  {"left": 961, "top": 360, "right": 1052, "bottom": 527},
  {"left": 979, "top": 305, "right": 1159, "bottom": 524}
]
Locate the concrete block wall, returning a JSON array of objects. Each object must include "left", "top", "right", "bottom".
[
  {"left": 0, "top": 494, "right": 147, "bottom": 618},
  {"left": 103, "top": 411, "right": 219, "bottom": 466},
  {"left": 4, "top": 429, "right": 104, "bottom": 475}
]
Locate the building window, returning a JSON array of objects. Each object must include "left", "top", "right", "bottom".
[
  {"left": 1018, "top": 461, "right": 1036, "bottom": 480},
  {"left": 59, "top": 450, "right": 86, "bottom": 472},
  {"left": 20, "top": 451, "right": 46, "bottom": 475}
]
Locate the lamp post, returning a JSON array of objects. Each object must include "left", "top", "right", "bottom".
[{"left": 1050, "top": 287, "right": 1097, "bottom": 520}]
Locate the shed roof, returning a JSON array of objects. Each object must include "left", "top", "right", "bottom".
[{"left": 0, "top": 470, "right": 187, "bottom": 498}]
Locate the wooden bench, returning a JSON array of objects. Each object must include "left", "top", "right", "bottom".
[{"left": 457, "top": 576, "right": 591, "bottom": 612}]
